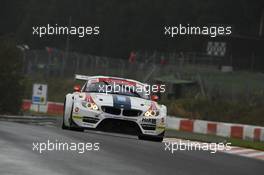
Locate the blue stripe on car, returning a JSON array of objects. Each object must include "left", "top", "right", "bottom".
[{"left": 113, "top": 95, "right": 131, "bottom": 109}]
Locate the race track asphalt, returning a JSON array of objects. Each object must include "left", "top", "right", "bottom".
[{"left": 0, "top": 116, "right": 263, "bottom": 175}]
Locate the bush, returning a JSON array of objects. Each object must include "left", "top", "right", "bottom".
[
  {"left": 164, "top": 94, "right": 264, "bottom": 126},
  {"left": 0, "top": 39, "right": 25, "bottom": 114}
]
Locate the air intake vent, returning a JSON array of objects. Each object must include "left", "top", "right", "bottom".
[
  {"left": 123, "top": 109, "right": 142, "bottom": 117},
  {"left": 101, "top": 106, "right": 121, "bottom": 115}
]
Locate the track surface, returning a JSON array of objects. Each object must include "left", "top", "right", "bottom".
[{"left": 0, "top": 117, "right": 263, "bottom": 175}]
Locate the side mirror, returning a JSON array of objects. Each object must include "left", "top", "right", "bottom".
[
  {"left": 73, "top": 84, "right": 81, "bottom": 92},
  {"left": 151, "top": 95, "right": 159, "bottom": 102}
]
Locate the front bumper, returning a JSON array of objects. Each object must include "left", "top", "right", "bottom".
[{"left": 71, "top": 103, "right": 166, "bottom": 136}]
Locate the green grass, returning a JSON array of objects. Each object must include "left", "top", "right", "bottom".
[
  {"left": 165, "top": 128, "right": 264, "bottom": 151},
  {"left": 228, "top": 138, "right": 264, "bottom": 151}
]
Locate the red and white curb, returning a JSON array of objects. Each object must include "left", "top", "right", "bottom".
[
  {"left": 163, "top": 138, "right": 264, "bottom": 161},
  {"left": 166, "top": 117, "right": 264, "bottom": 142}
]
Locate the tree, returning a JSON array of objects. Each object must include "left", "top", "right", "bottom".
[{"left": 0, "top": 38, "right": 25, "bottom": 114}]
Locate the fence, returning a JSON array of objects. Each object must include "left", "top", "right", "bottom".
[
  {"left": 22, "top": 48, "right": 264, "bottom": 101},
  {"left": 22, "top": 48, "right": 228, "bottom": 80}
]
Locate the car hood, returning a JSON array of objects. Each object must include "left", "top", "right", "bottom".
[{"left": 90, "top": 93, "right": 152, "bottom": 111}]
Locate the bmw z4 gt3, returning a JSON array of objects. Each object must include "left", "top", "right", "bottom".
[{"left": 62, "top": 75, "right": 167, "bottom": 142}]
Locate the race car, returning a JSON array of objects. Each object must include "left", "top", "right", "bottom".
[{"left": 62, "top": 75, "right": 167, "bottom": 142}]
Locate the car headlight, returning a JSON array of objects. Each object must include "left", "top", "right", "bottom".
[
  {"left": 144, "top": 109, "right": 159, "bottom": 117},
  {"left": 144, "top": 102, "right": 159, "bottom": 117},
  {"left": 82, "top": 101, "right": 99, "bottom": 111},
  {"left": 81, "top": 95, "right": 100, "bottom": 111}
]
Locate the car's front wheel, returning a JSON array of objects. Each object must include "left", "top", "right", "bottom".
[
  {"left": 62, "top": 99, "right": 70, "bottom": 130},
  {"left": 62, "top": 100, "right": 84, "bottom": 132},
  {"left": 138, "top": 133, "right": 164, "bottom": 142}
]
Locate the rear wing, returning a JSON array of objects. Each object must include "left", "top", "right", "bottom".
[{"left": 75, "top": 74, "right": 90, "bottom": 81}]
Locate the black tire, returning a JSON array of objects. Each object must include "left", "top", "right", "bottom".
[
  {"left": 62, "top": 99, "right": 70, "bottom": 130},
  {"left": 62, "top": 120, "right": 69, "bottom": 130},
  {"left": 138, "top": 134, "right": 164, "bottom": 142}
]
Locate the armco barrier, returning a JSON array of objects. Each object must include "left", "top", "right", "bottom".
[{"left": 21, "top": 100, "right": 264, "bottom": 141}]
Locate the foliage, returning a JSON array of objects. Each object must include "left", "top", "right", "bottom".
[
  {"left": 0, "top": 39, "right": 25, "bottom": 114},
  {"left": 164, "top": 94, "right": 264, "bottom": 126},
  {"left": 0, "top": 0, "right": 263, "bottom": 58}
]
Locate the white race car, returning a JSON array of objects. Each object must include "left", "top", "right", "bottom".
[{"left": 62, "top": 75, "right": 167, "bottom": 142}]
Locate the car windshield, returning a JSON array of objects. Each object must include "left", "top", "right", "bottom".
[{"left": 83, "top": 81, "right": 150, "bottom": 100}]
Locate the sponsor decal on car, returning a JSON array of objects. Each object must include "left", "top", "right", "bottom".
[
  {"left": 144, "top": 130, "right": 156, "bottom": 134},
  {"left": 98, "top": 78, "right": 136, "bottom": 86},
  {"left": 74, "top": 107, "right": 80, "bottom": 113},
  {"left": 142, "top": 118, "right": 156, "bottom": 124}
]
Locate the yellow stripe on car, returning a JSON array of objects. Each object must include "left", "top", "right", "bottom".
[{"left": 72, "top": 115, "right": 82, "bottom": 120}]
